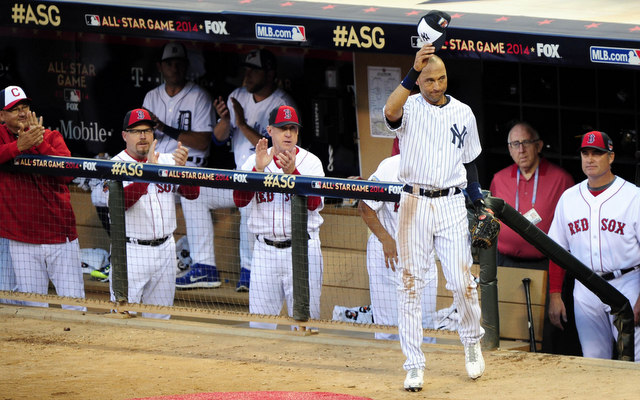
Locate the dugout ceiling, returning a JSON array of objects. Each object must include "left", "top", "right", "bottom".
[{"left": 2, "top": 0, "right": 640, "bottom": 68}]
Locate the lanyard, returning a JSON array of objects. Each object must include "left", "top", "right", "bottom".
[{"left": 515, "top": 167, "right": 539, "bottom": 212}]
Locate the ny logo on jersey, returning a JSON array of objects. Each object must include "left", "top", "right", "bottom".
[{"left": 450, "top": 124, "right": 468, "bottom": 148}]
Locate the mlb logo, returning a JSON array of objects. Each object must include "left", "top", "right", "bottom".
[
  {"left": 311, "top": 181, "right": 322, "bottom": 189},
  {"left": 158, "top": 169, "right": 169, "bottom": 178},
  {"left": 64, "top": 89, "right": 81, "bottom": 103},
  {"left": 85, "top": 14, "right": 100, "bottom": 26}
]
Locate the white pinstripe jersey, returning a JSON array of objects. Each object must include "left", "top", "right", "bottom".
[
  {"left": 548, "top": 177, "right": 640, "bottom": 274},
  {"left": 240, "top": 147, "right": 324, "bottom": 238},
  {"left": 143, "top": 81, "right": 213, "bottom": 164},
  {"left": 384, "top": 94, "right": 481, "bottom": 189},
  {"left": 112, "top": 151, "right": 179, "bottom": 240},
  {"left": 227, "top": 87, "right": 295, "bottom": 168},
  {"left": 363, "top": 155, "right": 400, "bottom": 236}
]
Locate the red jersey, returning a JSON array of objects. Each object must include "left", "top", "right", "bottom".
[
  {"left": 490, "top": 158, "right": 574, "bottom": 259},
  {"left": 0, "top": 124, "right": 78, "bottom": 244}
]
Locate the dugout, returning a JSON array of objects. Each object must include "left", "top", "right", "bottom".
[
  {"left": 1, "top": 1, "right": 639, "bottom": 184},
  {"left": 1, "top": 0, "right": 640, "bottom": 347}
]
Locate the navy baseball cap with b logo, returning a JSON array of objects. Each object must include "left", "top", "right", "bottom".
[
  {"left": 123, "top": 108, "right": 153, "bottom": 130},
  {"left": 580, "top": 131, "right": 613, "bottom": 152},
  {"left": 268, "top": 105, "right": 301, "bottom": 128},
  {"left": 1, "top": 85, "right": 31, "bottom": 110}
]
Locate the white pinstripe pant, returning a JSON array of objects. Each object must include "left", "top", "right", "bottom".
[{"left": 397, "top": 191, "right": 484, "bottom": 371}]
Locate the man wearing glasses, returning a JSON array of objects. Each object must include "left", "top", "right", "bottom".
[
  {"left": 0, "top": 85, "right": 86, "bottom": 310},
  {"left": 105, "top": 108, "right": 199, "bottom": 319},
  {"left": 490, "top": 122, "right": 580, "bottom": 355}
]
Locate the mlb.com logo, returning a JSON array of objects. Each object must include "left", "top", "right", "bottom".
[
  {"left": 255, "top": 23, "right": 306, "bottom": 42},
  {"left": 158, "top": 169, "right": 169, "bottom": 178},
  {"left": 311, "top": 181, "right": 322, "bottom": 189},
  {"left": 85, "top": 14, "right": 100, "bottom": 26},
  {"left": 590, "top": 46, "right": 640, "bottom": 66}
]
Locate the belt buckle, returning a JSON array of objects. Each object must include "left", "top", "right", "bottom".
[{"left": 129, "top": 237, "right": 138, "bottom": 245}]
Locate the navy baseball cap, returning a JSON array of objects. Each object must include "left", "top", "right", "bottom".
[
  {"left": 243, "top": 49, "right": 277, "bottom": 71},
  {"left": 268, "top": 105, "right": 301, "bottom": 128},
  {"left": 416, "top": 10, "right": 451, "bottom": 49},
  {"left": 1, "top": 85, "right": 31, "bottom": 110},
  {"left": 123, "top": 108, "right": 153, "bottom": 130},
  {"left": 580, "top": 131, "right": 613, "bottom": 152}
]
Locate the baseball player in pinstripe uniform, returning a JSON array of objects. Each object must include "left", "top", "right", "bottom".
[
  {"left": 359, "top": 154, "right": 438, "bottom": 341},
  {"left": 384, "top": 45, "right": 486, "bottom": 390},
  {"left": 143, "top": 42, "right": 234, "bottom": 289},
  {"left": 107, "top": 109, "right": 199, "bottom": 319},
  {"left": 232, "top": 105, "right": 324, "bottom": 329},
  {"left": 213, "top": 49, "right": 297, "bottom": 292},
  {"left": 548, "top": 131, "right": 640, "bottom": 360}
]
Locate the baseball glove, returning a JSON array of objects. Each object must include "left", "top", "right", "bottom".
[{"left": 470, "top": 207, "right": 500, "bottom": 249}]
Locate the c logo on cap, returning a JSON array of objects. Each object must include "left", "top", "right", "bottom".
[
  {"left": 11, "top": 88, "right": 21, "bottom": 97},
  {"left": 586, "top": 133, "right": 596, "bottom": 144}
]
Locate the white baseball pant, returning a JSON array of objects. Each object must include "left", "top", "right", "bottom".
[
  {"left": 9, "top": 238, "right": 86, "bottom": 311},
  {"left": 110, "top": 236, "right": 176, "bottom": 319},
  {"left": 249, "top": 236, "right": 323, "bottom": 329},
  {"left": 397, "top": 192, "right": 484, "bottom": 371},
  {"left": 573, "top": 269, "right": 640, "bottom": 361}
]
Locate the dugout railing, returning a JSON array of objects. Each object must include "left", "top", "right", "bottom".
[{"left": 1, "top": 154, "right": 634, "bottom": 358}]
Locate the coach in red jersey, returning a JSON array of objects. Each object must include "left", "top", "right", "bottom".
[{"left": 0, "top": 85, "right": 85, "bottom": 310}]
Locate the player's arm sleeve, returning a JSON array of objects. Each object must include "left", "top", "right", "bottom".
[
  {"left": 233, "top": 161, "right": 256, "bottom": 207},
  {"left": 464, "top": 161, "right": 483, "bottom": 204},
  {"left": 34, "top": 130, "right": 71, "bottom": 157},
  {"left": 0, "top": 140, "right": 21, "bottom": 163},
  {"left": 177, "top": 185, "right": 200, "bottom": 200},
  {"left": 123, "top": 182, "right": 150, "bottom": 210},
  {"left": 291, "top": 166, "right": 322, "bottom": 211},
  {"left": 548, "top": 260, "right": 566, "bottom": 293},
  {"left": 547, "top": 197, "right": 569, "bottom": 293}
]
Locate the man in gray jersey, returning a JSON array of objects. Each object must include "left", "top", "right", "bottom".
[{"left": 384, "top": 43, "right": 487, "bottom": 391}]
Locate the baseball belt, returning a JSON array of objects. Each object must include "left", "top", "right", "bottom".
[
  {"left": 600, "top": 265, "right": 640, "bottom": 281},
  {"left": 127, "top": 235, "right": 170, "bottom": 247},
  {"left": 403, "top": 184, "right": 461, "bottom": 198},
  {"left": 257, "top": 233, "right": 311, "bottom": 249}
]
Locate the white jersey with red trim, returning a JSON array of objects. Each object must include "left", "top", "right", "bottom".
[
  {"left": 228, "top": 87, "right": 295, "bottom": 168},
  {"left": 239, "top": 146, "right": 324, "bottom": 237},
  {"left": 548, "top": 177, "right": 640, "bottom": 360},
  {"left": 143, "top": 81, "right": 213, "bottom": 166},
  {"left": 548, "top": 177, "right": 640, "bottom": 274},
  {"left": 111, "top": 150, "right": 179, "bottom": 240}
]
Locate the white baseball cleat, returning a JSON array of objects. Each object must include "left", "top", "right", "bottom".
[
  {"left": 464, "top": 342, "right": 485, "bottom": 379},
  {"left": 404, "top": 368, "right": 424, "bottom": 392}
]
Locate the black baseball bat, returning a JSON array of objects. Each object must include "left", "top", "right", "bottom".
[{"left": 522, "top": 278, "right": 536, "bottom": 352}]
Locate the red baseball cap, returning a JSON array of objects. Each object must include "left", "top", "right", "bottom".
[
  {"left": 268, "top": 105, "right": 301, "bottom": 128},
  {"left": 1, "top": 85, "right": 31, "bottom": 110},
  {"left": 123, "top": 108, "right": 153, "bottom": 130},
  {"left": 580, "top": 131, "right": 613, "bottom": 152}
]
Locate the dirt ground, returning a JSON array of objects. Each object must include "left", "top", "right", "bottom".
[{"left": 1, "top": 306, "right": 639, "bottom": 400}]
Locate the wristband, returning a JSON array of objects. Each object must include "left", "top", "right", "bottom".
[
  {"left": 401, "top": 68, "right": 420, "bottom": 90},
  {"left": 163, "top": 125, "right": 181, "bottom": 140},
  {"left": 467, "top": 181, "right": 483, "bottom": 203}
]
